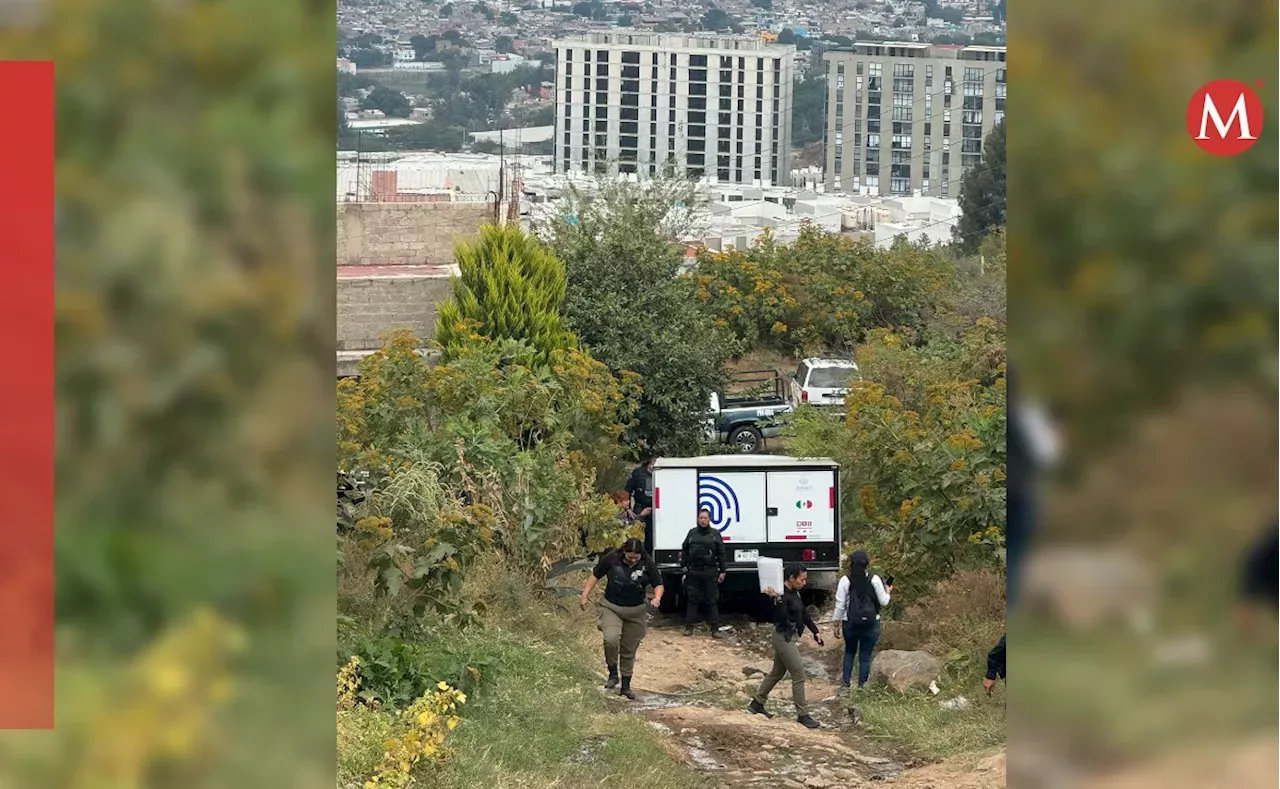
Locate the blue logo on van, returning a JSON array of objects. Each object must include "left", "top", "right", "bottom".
[{"left": 698, "top": 475, "right": 740, "bottom": 532}]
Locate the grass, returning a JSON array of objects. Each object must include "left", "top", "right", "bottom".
[
  {"left": 852, "top": 677, "right": 1005, "bottom": 760},
  {"left": 427, "top": 620, "right": 706, "bottom": 789},
  {"left": 849, "top": 569, "right": 1008, "bottom": 761},
  {"left": 338, "top": 565, "right": 708, "bottom": 789}
]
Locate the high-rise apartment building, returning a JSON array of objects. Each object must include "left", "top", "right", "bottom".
[
  {"left": 552, "top": 33, "right": 796, "bottom": 184},
  {"left": 821, "top": 43, "right": 1006, "bottom": 197}
]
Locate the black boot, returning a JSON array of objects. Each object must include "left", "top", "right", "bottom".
[
  {"left": 797, "top": 714, "right": 820, "bottom": 729},
  {"left": 619, "top": 675, "right": 636, "bottom": 700},
  {"left": 709, "top": 625, "right": 724, "bottom": 639},
  {"left": 604, "top": 664, "right": 619, "bottom": 690},
  {"left": 747, "top": 698, "right": 773, "bottom": 718}
]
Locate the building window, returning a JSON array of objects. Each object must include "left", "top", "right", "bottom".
[{"left": 890, "top": 177, "right": 910, "bottom": 194}]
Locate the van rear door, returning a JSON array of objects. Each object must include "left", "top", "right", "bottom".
[
  {"left": 766, "top": 469, "right": 837, "bottom": 543},
  {"left": 698, "top": 471, "right": 767, "bottom": 545},
  {"left": 653, "top": 468, "right": 697, "bottom": 554}
]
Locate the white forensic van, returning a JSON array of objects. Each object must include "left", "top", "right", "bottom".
[{"left": 651, "top": 455, "right": 842, "bottom": 613}]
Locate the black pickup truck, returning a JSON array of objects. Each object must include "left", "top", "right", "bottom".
[{"left": 701, "top": 370, "right": 793, "bottom": 454}]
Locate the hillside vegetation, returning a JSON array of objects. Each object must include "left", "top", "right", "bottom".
[{"left": 336, "top": 176, "right": 1007, "bottom": 787}]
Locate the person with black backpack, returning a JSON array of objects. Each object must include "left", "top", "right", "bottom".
[{"left": 831, "top": 550, "right": 892, "bottom": 691}]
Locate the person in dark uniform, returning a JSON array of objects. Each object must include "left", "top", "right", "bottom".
[
  {"left": 983, "top": 633, "right": 1006, "bottom": 695},
  {"left": 681, "top": 508, "right": 727, "bottom": 638},
  {"left": 748, "top": 562, "right": 825, "bottom": 728},
  {"left": 625, "top": 456, "right": 656, "bottom": 550},
  {"left": 580, "top": 538, "right": 664, "bottom": 700}
]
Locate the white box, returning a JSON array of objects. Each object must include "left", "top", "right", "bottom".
[{"left": 757, "top": 556, "right": 783, "bottom": 595}]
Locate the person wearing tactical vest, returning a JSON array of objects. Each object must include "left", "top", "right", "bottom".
[
  {"left": 748, "top": 562, "right": 824, "bottom": 728},
  {"left": 580, "top": 538, "right": 664, "bottom": 700},
  {"left": 831, "top": 550, "right": 892, "bottom": 691},
  {"left": 681, "top": 508, "right": 727, "bottom": 638}
]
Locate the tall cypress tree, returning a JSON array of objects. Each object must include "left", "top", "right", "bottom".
[
  {"left": 435, "top": 223, "right": 578, "bottom": 365},
  {"left": 954, "top": 118, "right": 1006, "bottom": 252}
]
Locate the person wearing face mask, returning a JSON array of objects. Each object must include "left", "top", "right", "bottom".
[
  {"left": 748, "top": 562, "right": 825, "bottom": 729},
  {"left": 580, "top": 538, "right": 664, "bottom": 700},
  {"left": 681, "top": 508, "right": 727, "bottom": 638}
]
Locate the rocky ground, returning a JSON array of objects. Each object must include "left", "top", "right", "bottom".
[{"left": 597, "top": 614, "right": 1006, "bottom": 789}]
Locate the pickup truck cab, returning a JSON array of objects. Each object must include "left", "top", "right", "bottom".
[{"left": 703, "top": 370, "right": 793, "bottom": 454}]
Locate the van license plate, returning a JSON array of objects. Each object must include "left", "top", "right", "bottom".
[{"left": 734, "top": 549, "right": 759, "bottom": 563}]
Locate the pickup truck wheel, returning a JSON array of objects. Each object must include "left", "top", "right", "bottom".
[{"left": 728, "top": 426, "right": 763, "bottom": 454}]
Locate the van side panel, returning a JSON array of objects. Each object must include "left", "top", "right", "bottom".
[
  {"left": 766, "top": 469, "right": 837, "bottom": 542},
  {"left": 653, "top": 468, "right": 697, "bottom": 552}
]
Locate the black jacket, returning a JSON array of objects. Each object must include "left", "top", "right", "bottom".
[
  {"left": 682, "top": 526, "right": 726, "bottom": 573},
  {"left": 774, "top": 587, "right": 819, "bottom": 640},
  {"left": 986, "top": 633, "right": 1006, "bottom": 681},
  {"left": 625, "top": 465, "right": 653, "bottom": 512}
]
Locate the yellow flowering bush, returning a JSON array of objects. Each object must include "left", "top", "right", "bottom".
[
  {"left": 364, "top": 683, "right": 468, "bottom": 789},
  {"left": 688, "top": 225, "right": 956, "bottom": 356}
]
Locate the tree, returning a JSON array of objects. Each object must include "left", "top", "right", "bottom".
[
  {"left": 500, "top": 11, "right": 519, "bottom": 25},
  {"left": 495, "top": 35, "right": 514, "bottom": 54},
  {"left": 750, "top": 0, "right": 772, "bottom": 9},
  {"left": 540, "top": 178, "right": 735, "bottom": 455},
  {"left": 617, "top": 13, "right": 633, "bottom": 26},
  {"left": 700, "top": 7, "right": 732, "bottom": 30},
  {"left": 410, "top": 33, "right": 437, "bottom": 61},
  {"left": 776, "top": 28, "right": 796, "bottom": 44},
  {"left": 337, "top": 70, "right": 375, "bottom": 98},
  {"left": 791, "top": 75, "right": 825, "bottom": 146},
  {"left": 953, "top": 118, "right": 1005, "bottom": 252},
  {"left": 362, "top": 85, "right": 412, "bottom": 117},
  {"left": 349, "top": 47, "right": 391, "bottom": 69},
  {"left": 439, "top": 2, "right": 454, "bottom": 16},
  {"left": 435, "top": 223, "right": 579, "bottom": 366}
]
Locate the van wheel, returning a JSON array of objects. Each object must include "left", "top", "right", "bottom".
[{"left": 728, "top": 426, "right": 763, "bottom": 454}]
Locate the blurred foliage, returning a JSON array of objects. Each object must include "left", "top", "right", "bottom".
[
  {"left": 689, "top": 226, "right": 962, "bottom": 358},
  {"left": 540, "top": 177, "right": 735, "bottom": 456},
  {"left": 1010, "top": 0, "right": 1277, "bottom": 456},
  {"left": 436, "top": 224, "right": 579, "bottom": 367},
  {"left": 0, "top": 0, "right": 336, "bottom": 785}
]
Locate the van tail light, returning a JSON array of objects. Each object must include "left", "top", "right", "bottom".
[
  {"left": 800, "top": 390, "right": 809, "bottom": 402},
  {"left": 802, "top": 549, "right": 816, "bottom": 561},
  {"left": 654, "top": 487, "right": 660, "bottom": 508},
  {"left": 829, "top": 487, "right": 835, "bottom": 508}
]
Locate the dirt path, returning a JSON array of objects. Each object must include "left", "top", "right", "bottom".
[{"left": 602, "top": 615, "right": 1006, "bottom": 789}]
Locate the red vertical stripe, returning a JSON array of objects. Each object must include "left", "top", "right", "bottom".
[
  {"left": 0, "top": 61, "right": 55, "bottom": 729},
  {"left": 829, "top": 486, "right": 835, "bottom": 508},
  {"left": 654, "top": 487, "right": 660, "bottom": 508}
]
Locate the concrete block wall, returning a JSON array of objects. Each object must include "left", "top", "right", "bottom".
[
  {"left": 337, "top": 201, "right": 491, "bottom": 267},
  {"left": 337, "top": 271, "right": 455, "bottom": 352}
]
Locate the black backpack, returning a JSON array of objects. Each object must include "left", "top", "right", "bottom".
[{"left": 847, "top": 576, "right": 878, "bottom": 626}]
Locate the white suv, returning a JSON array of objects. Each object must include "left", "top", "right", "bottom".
[{"left": 790, "top": 358, "right": 861, "bottom": 412}]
